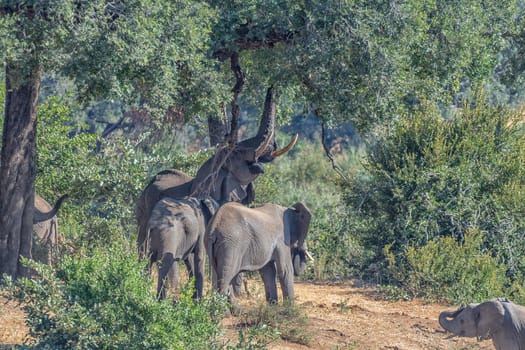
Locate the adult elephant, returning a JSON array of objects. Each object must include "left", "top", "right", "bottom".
[
  {"left": 439, "top": 298, "right": 525, "bottom": 350},
  {"left": 33, "top": 194, "right": 68, "bottom": 264},
  {"left": 146, "top": 196, "right": 218, "bottom": 300},
  {"left": 206, "top": 202, "right": 313, "bottom": 313},
  {"left": 135, "top": 87, "right": 297, "bottom": 257}
]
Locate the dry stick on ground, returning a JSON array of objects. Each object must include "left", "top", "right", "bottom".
[{"left": 321, "top": 122, "right": 348, "bottom": 181}]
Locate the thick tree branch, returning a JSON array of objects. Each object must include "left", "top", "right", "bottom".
[
  {"left": 213, "top": 28, "right": 298, "bottom": 61},
  {"left": 228, "top": 52, "right": 244, "bottom": 145}
]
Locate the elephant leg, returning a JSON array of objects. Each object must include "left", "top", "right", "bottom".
[
  {"left": 259, "top": 262, "right": 278, "bottom": 303},
  {"left": 216, "top": 263, "right": 241, "bottom": 314},
  {"left": 157, "top": 253, "right": 178, "bottom": 300},
  {"left": 192, "top": 240, "right": 205, "bottom": 299},
  {"left": 275, "top": 251, "right": 295, "bottom": 302},
  {"left": 184, "top": 253, "right": 195, "bottom": 279},
  {"left": 231, "top": 273, "right": 244, "bottom": 297}
]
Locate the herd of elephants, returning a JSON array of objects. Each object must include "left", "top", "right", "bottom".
[{"left": 30, "top": 89, "right": 525, "bottom": 349}]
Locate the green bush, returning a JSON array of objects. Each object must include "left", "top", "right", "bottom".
[
  {"left": 342, "top": 95, "right": 525, "bottom": 299},
  {"left": 385, "top": 229, "right": 507, "bottom": 304},
  {"left": 5, "top": 247, "right": 228, "bottom": 350}
]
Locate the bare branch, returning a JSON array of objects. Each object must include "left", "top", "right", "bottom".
[
  {"left": 213, "top": 28, "right": 298, "bottom": 61},
  {"left": 321, "top": 122, "right": 348, "bottom": 181}
]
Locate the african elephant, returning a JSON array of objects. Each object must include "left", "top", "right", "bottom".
[
  {"left": 33, "top": 194, "right": 68, "bottom": 264},
  {"left": 439, "top": 298, "right": 525, "bottom": 350},
  {"left": 206, "top": 202, "right": 313, "bottom": 312},
  {"left": 135, "top": 87, "right": 298, "bottom": 258},
  {"left": 146, "top": 196, "right": 218, "bottom": 300}
]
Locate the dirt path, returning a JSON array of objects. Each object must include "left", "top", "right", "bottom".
[
  {"left": 1, "top": 279, "right": 495, "bottom": 349},
  {"left": 222, "top": 279, "right": 494, "bottom": 350}
]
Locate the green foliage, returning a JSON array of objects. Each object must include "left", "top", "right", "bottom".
[
  {"left": 35, "top": 95, "right": 209, "bottom": 252},
  {"left": 343, "top": 95, "right": 525, "bottom": 300},
  {"left": 1, "top": 1, "right": 226, "bottom": 117},
  {"left": 384, "top": 230, "right": 507, "bottom": 304},
  {"left": 210, "top": 1, "right": 516, "bottom": 129},
  {"left": 4, "top": 247, "right": 228, "bottom": 350}
]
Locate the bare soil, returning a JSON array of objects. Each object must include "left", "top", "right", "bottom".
[{"left": 0, "top": 279, "right": 495, "bottom": 349}]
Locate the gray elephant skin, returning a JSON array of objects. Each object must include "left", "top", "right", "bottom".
[
  {"left": 135, "top": 87, "right": 298, "bottom": 259},
  {"left": 146, "top": 196, "right": 219, "bottom": 300},
  {"left": 439, "top": 298, "right": 525, "bottom": 350},
  {"left": 206, "top": 202, "right": 312, "bottom": 311},
  {"left": 33, "top": 194, "right": 68, "bottom": 264}
]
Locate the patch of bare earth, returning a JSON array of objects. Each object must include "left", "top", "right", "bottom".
[
  {"left": 0, "top": 297, "right": 29, "bottom": 349},
  {"left": 221, "top": 279, "right": 494, "bottom": 350},
  {"left": 1, "top": 279, "right": 495, "bottom": 349}
]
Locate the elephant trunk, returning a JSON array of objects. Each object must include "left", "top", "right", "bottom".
[
  {"left": 292, "top": 248, "right": 308, "bottom": 276},
  {"left": 237, "top": 87, "right": 298, "bottom": 161},
  {"left": 238, "top": 87, "right": 277, "bottom": 162},
  {"left": 439, "top": 308, "right": 463, "bottom": 334}
]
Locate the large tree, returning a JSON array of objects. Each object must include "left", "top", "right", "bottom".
[
  {"left": 0, "top": 1, "right": 220, "bottom": 279},
  {"left": 0, "top": 0, "right": 516, "bottom": 279}
]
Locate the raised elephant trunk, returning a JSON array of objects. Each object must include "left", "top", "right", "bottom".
[
  {"left": 237, "top": 87, "right": 297, "bottom": 161},
  {"left": 241, "top": 87, "right": 276, "bottom": 148},
  {"left": 33, "top": 194, "right": 68, "bottom": 224}
]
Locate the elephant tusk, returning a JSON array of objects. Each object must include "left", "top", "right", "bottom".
[
  {"left": 305, "top": 250, "right": 314, "bottom": 262},
  {"left": 254, "top": 128, "right": 275, "bottom": 159},
  {"left": 271, "top": 133, "right": 298, "bottom": 158}
]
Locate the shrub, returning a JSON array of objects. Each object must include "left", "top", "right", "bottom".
[
  {"left": 5, "top": 246, "right": 228, "bottom": 350},
  {"left": 384, "top": 229, "right": 507, "bottom": 304},
  {"left": 342, "top": 95, "right": 525, "bottom": 298}
]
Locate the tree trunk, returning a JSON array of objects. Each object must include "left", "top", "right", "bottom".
[{"left": 0, "top": 62, "right": 42, "bottom": 280}]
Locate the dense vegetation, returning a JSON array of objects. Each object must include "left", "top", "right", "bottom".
[
  {"left": 343, "top": 97, "right": 525, "bottom": 303},
  {"left": 1, "top": 0, "right": 525, "bottom": 348}
]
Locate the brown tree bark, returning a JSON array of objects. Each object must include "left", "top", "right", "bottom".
[{"left": 0, "top": 62, "right": 42, "bottom": 279}]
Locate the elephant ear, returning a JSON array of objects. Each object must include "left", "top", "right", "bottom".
[
  {"left": 290, "top": 202, "right": 312, "bottom": 247},
  {"left": 476, "top": 300, "right": 505, "bottom": 338}
]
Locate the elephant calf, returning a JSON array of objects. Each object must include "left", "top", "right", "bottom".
[
  {"left": 439, "top": 298, "right": 525, "bottom": 350},
  {"left": 146, "top": 196, "right": 218, "bottom": 300},
  {"left": 206, "top": 202, "right": 312, "bottom": 312}
]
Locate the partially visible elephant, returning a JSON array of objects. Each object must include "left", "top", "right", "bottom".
[
  {"left": 135, "top": 87, "right": 298, "bottom": 258},
  {"left": 206, "top": 202, "right": 313, "bottom": 312},
  {"left": 33, "top": 194, "right": 68, "bottom": 264},
  {"left": 146, "top": 196, "right": 219, "bottom": 300},
  {"left": 439, "top": 298, "right": 525, "bottom": 350}
]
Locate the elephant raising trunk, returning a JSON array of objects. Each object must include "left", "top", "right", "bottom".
[
  {"left": 136, "top": 87, "right": 298, "bottom": 259},
  {"left": 439, "top": 298, "right": 525, "bottom": 350}
]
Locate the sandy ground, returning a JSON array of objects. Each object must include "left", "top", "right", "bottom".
[{"left": 0, "top": 278, "right": 495, "bottom": 350}]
